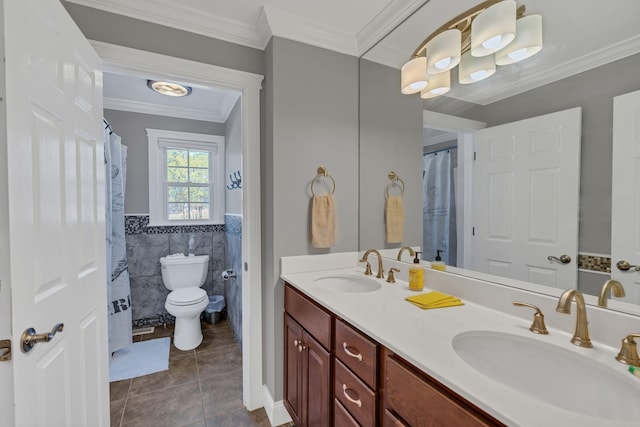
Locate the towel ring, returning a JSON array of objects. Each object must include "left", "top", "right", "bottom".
[
  {"left": 311, "top": 166, "right": 336, "bottom": 196},
  {"left": 386, "top": 171, "right": 405, "bottom": 198}
]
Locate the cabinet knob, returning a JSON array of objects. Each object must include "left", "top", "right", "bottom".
[
  {"left": 293, "top": 339, "right": 299, "bottom": 347},
  {"left": 298, "top": 344, "right": 306, "bottom": 352}
]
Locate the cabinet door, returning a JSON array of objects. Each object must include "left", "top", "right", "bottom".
[
  {"left": 305, "top": 330, "right": 332, "bottom": 427},
  {"left": 284, "top": 314, "right": 304, "bottom": 426}
]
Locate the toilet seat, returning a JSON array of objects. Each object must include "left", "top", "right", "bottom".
[{"left": 167, "top": 288, "right": 207, "bottom": 306}]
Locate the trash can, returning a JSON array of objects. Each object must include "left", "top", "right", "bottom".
[{"left": 204, "top": 295, "right": 226, "bottom": 324}]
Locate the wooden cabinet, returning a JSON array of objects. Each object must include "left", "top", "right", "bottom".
[
  {"left": 382, "top": 348, "right": 505, "bottom": 427},
  {"left": 284, "top": 285, "right": 332, "bottom": 427},
  {"left": 284, "top": 283, "right": 505, "bottom": 427}
]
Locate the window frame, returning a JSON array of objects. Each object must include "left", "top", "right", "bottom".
[{"left": 147, "top": 129, "right": 225, "bottom": 226}]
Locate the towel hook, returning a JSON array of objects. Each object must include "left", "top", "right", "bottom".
[
  {"left": 386, "top": 171, "right": 405, "bottom": 198},
  {"left": 311, "top": 166, "right": 336, "bottom": 196}
]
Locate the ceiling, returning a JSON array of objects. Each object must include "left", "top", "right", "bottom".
[
  {"left": 72, "top": 0, "right": 426, "bottom": 121},
  {"left": 84, "top": 0, "right": 640, "bottom": 116}
]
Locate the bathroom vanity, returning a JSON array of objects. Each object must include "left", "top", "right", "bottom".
[{"left": 281, "top": 252, "right": 640, "bottom": 427}]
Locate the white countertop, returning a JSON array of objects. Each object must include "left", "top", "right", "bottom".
[{"left": 280, "top": 253, "right": 640, "bottom": 427}]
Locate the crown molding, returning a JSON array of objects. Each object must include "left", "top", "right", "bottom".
[
  {"left": 357, "top": 0, "right": 427, "bottom": 56},
  {"left": 424, "top": 131, "right": 458, "bottom": 147},
  {"left": 263, "top": 5, "right": 357, "bottom": 56},
  {"left": 103, "top": 97, "right": 227, "bottom": 123},
  {"left": 451, "top": 34, "right": 640, "bottom": 105},
  {"left": 66, "top": 0, "right": 265, "bottom": 49},
  {"left": 68, "top": 0, "right": 427, "bottom": 57}
]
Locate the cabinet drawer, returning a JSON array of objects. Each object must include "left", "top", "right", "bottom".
[
  {"left": 285, "top": 283, "right": 332, "bottom": 350},
  {"left": 335, "top": 318, "right": 378, "bottom": 388},
  {"left": 383, "top": 410, "right": 407, "bottom": 427},
  {"left": 334, "top": 399, "right": 360, "bottom": 427},
  {"left": 385, "top": 355, "right": 500, "bottom": 427},
  {"left": 334, "top": 359, "right": 376, "bottom": 427}
]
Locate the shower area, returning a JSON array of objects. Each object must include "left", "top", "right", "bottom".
[
  {"left": 104, "top": 71, "right": 245, "bottom": 349},
  {"left": 423, "top": 131, "right": 458, "bottom": 267}
]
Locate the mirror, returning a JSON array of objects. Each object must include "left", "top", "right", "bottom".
[{"left": 359, "top": 0, "right": 640, "bottom": 315}]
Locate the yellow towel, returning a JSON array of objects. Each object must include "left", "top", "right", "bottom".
[
  {"left": 405, "top": 291, "right": 464, "bottom": 310},
  {"left": 311, "top": 194, "right": 336, "bottom": 248},
  {"left": 386, "top": 195, "right": 404, "bottom": 243}
]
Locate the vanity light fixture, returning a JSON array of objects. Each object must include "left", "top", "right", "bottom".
[
  {"left": 147, "top": 80, "right": 193, "bottom": 97},
  {"left": 400, "top": 0, "right": 542, "bottom": 99}
]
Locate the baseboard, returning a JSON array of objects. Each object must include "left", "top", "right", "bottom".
[{"left": 262, "top": 384, "right": 292, "bottom": 427}]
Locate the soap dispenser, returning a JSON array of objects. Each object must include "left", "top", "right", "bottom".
[
  {"left": 431, "top": 249, "right": 446, "bottom": 271},
  {"left": 409, "top": 251, "right": 424, "bottom": 291}
]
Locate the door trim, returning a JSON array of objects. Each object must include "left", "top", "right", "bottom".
[{"left": 90, "top": 41, "right": 264, "bottom": 410}]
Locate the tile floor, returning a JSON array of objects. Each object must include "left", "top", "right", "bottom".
[{"left": 110, "top": 319, "right": 287, "bottom": 427}]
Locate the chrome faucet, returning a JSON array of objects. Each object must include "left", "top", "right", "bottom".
[
  {"left": 397, "top": 246, "right": 416, "bottom": 261},
  {"left": 556, "top": 289, "right": 592, "bottom": 348},
  {"left": 598, "top": 279, "right": 625, "bottom": 308},
  {"left": 360, "top": 249, "right": 384, "bottom": 279}
]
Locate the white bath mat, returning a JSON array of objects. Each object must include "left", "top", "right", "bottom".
[{"left": 109, "top": 337, "right": 170, "bottom": 382}]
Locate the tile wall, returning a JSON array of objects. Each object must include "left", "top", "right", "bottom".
[
  {"left": 224, "top": 214, "right": 243, "bottom": 349},
  {"left": 125, "top": 215, "right": 226, "bottom": 328}
]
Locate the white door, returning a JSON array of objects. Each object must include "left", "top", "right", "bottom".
[
  {"left": 612, "top": 90, "right": 640, "bottom": 304},
  {"left": 472, "top": 108, "right": 581, "bottom": 288},
  {"left": 3, "top": 1, "right": 108, "bottom": 426}
]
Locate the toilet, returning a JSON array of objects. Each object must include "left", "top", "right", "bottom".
[{"left": 160, "top": 254, "right": 210, "bottom": 350}]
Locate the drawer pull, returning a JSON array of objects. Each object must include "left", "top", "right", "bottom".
[
  {"left": 342, "top": 384, "right": 362, "bottom": 408},
  {"left": 342, "top": 342, "right": 363, "bottom": 361}
]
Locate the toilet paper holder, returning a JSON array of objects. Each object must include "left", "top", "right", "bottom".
[{"left": 222, "top": 269, "right": 236, "bottom": 280}]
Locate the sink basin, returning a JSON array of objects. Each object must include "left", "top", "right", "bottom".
[
  {"left": 452, "top": 331, "right": 640, "bottom": 422},
  {"left": 313, "top": 275, "right": 381, "bottom": 293}
]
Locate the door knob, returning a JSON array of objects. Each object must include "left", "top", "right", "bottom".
[
  {"left": 547, "top": 255, "right": 571, "bottom": 264},
  {"left": 21, "top": 323, "right": 64, "bottom": 353},
  {"left": 616, "top": 260, "right": 640, "bottom": 271}
]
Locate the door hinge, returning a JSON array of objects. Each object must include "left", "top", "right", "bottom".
[{"left": 0, "top": 339, "right": 11, "bottom": 361}]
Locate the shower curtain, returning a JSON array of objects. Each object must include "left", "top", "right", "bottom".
[
  {"left": 105, "top": 126, "right": 132, "bottom": 354},
  {"left": 423, "top": 150, "right": 456, "bottom": 265}
]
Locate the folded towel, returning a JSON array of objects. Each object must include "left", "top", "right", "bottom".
[
  {"left": 405, "top": 291, "right": 464, "bottom": 310},
  {"left": 385, "top": 195, "right": 404, "bottom": 243},
  {"left": 311, "top": 194, "right": 336, "bottom": 248}
]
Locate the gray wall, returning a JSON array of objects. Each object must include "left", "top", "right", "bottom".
[
  {"left": 262, "top": 37, "right": 359, "bottom": 399},
  {"left": 359, "top": 59, "right": 423, "bottom": 250},
  {"left": 104, "top": 109, "right": 225, "bottom": 214},
  {"left": 62, "top": 2, "right": 264, "bottom": 76},
  {"left": 225, "top": 99, "right": 243, "bottom": 215},
  {"left": 428, "top": 52, "right": 640, "bottom": 256}
]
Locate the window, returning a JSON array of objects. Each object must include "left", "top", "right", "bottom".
[{"left": 147, "top": 129, "right": 225, "bottom": 225}]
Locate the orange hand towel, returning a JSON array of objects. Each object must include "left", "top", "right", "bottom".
[
  {"left": 311, "top": 194, "right": 336, "bottom": 248},
  {"left": 386, "top": 195, "right": 404, "bottom": 243}
]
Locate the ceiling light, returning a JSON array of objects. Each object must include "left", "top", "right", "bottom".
[
  {"left": 400, "top": 0, "right": 539, "bottom": 100},
  {"left": 426, "top": 29, "right": 462, "bottom": 74},
  {"left": 459, "top": 51, "right": 496, "bottom": 84},
  {"left": 420, "top": 71, "right": 450, "bottom": 99},
  {"left": 495, "top": 14, "right": 542, "bottom": 65},
  {"left": 471, "top": 0, "right": 517, "bottom": 57},
  {"left": 400, "top": 57, "right": 428, "bottom": 94},
  {"left": 147, "top": 80, "right": 192, "bottom": 97}
]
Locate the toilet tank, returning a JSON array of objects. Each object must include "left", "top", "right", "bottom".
[{"left": 160, "top": 255, "right": 209, "bottom": 290}]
